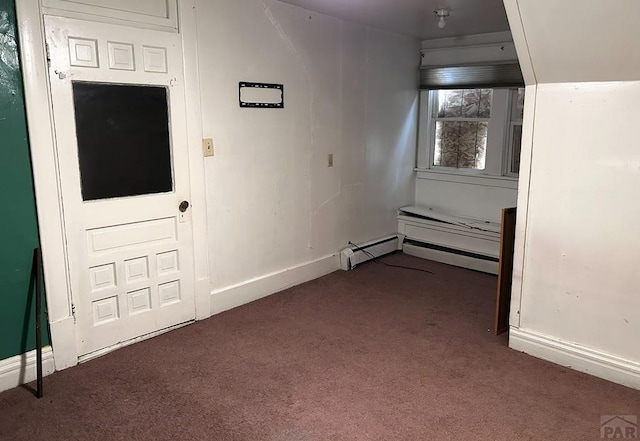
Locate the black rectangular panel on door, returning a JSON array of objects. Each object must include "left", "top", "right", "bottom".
[{"left": 72, "top": 82, "right": 173, "bottom": 201}]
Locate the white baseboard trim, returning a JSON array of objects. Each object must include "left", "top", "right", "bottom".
[
  {"left": 0, "top": 347, "right": 55, "bottom": 394},
  {"left": 194, "top": 277, "right": 212, "bottom": 321},
  {"left": 49, "top": 316, "right": 78, "bottom": 371},
  {"left": 210, "top": 254, "right": 340, "bottom": 315},
  {"left": 510, "top": 327, "right": 640, "bottom": 390},
  {"left": 403, "top": 243, "right": 498, "bottom": 275}
]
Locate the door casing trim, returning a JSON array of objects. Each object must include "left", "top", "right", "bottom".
[{"left": 15, "top": 0, "right": 211, "bottom": 371}]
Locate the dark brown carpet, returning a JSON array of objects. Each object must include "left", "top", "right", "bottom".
[{"left": 1, "top": 254, "right": 638, "bottom": 440}]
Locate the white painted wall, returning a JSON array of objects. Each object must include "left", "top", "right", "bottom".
[
  {"left": 505, "top": 0, "right": 640, "bottom": 388},
  {"left": 415, "top": 175, "right": 517, "bottom": 222},
  {"left": 520, "top": 81, "right": 640, "bottom": 363},
  {"left": 196, "top": 0, "right": 419, "bottom": 293}
]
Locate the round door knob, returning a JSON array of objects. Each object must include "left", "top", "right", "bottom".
[{"left": 179, "top": 201, "right": 190, "bottom": 213}]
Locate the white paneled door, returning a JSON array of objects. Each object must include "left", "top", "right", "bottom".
[{"left": 45, "top": 16, "right": 196, "bottom": 358}]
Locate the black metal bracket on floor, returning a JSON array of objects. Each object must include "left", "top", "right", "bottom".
[{"left": 32, "top": 248, "right": 44, "bottom": 399}]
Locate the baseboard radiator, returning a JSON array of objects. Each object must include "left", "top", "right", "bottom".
[
  {"left": 398, "top": 208, "right": 500, "bottom": 274},
  {"left": 403, "top": 239, "right": 499, "bottom": 274},
  {"left": 339, "top": 235, "right": 401, "bottom": 270}
]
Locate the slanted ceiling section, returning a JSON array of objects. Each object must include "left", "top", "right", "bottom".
[{"left": 507, "top": 0, "right": 640, "bottom": 83}]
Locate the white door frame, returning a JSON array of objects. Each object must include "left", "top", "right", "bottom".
[
  {"left": 15, "top": 0, "right": 210, "bottom": 371},
  {"left": 501, "top": 0, "right": 537, "bottom": 333}
]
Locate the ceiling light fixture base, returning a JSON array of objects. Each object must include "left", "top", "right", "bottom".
[{"left": 434, "top": 8, "right": 450, "bottom": 29}]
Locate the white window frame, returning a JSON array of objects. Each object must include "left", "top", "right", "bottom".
[{"left": 417, "top": 88, "right": 521, "bottom": 181}]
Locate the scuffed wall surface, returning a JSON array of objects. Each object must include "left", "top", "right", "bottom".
[{"left": 196, "top": 0, "right": 419, "bottom": 289}]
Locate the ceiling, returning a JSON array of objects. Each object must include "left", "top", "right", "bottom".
[{"left": 276, "top": 0, "right": 511, "bottom": 40}]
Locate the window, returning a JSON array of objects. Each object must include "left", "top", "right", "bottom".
[
  {"left": 418, "top": 87, "right": 525, "bottom": 178},
  {"left": 433, "top": 89, "right": 492, "bottom": 170},
  {"left": 72, "top": 82, "right": 173, "bottom": 201}
]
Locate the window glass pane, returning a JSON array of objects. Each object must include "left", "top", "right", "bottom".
[
  {"left": 437, "top": 89, "right": 492, "bottom": 118},
  {"left": 434, "top": 121, "right": 487, "bottom": 170},
  {"left": 72, "top": 82, "right": 173, "bottom": 201},
  {"left": 511, "top": 124, "right": 523, "bottom": 173},
  {"left": 437, "top": 89, "right": 463, "bottom": 118},
  {"left": 478, "top": 89, "right": 493, "bottom": 118}
]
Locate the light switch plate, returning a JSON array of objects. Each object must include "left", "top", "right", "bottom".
[{"left": 203, "top": 138, "right": 214, "bottom": 157}]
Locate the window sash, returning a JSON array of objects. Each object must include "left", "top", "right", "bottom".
[
  {"left": 426, "top": 88, "right": 510, "bottom": 176},
  {"left": 416, "top": 88, "right": 524, "bottom": 178}
]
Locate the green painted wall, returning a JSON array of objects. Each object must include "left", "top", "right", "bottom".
[{"left": 0, "top": 0, "right": 49, "bottom": 360}]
